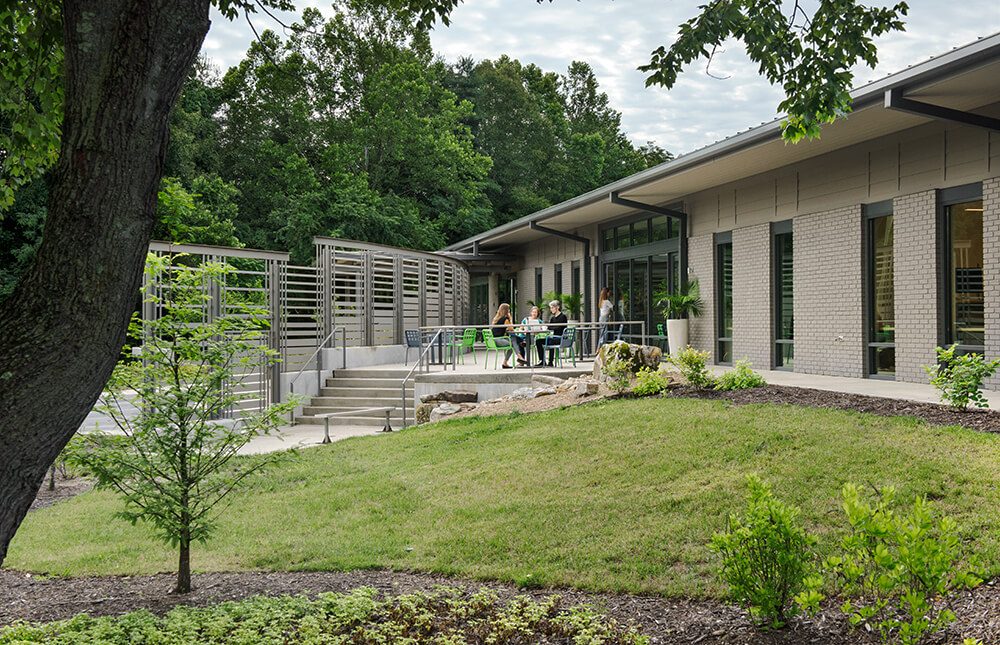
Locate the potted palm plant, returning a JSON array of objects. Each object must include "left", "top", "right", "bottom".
[{"left": 654, "top": 279, "right": 703, "bottom": 355}]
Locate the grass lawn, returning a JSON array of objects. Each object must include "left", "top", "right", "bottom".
[{"left": 8, "top": 397, "right": 1000, "bottom": 597}]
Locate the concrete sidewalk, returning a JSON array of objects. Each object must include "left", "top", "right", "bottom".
[
  {"left": 237, "top": 424, "right": 383, "bottom": 455},
  {"left": 709, "top": 365, "right": 1000, "bottom": 410}
]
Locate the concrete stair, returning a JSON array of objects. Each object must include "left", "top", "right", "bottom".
[{"left": 295, "top": 368, "right": 414, "bottom": 427}]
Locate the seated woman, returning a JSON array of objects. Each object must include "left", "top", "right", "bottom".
[
  {"left": 515, "top": 305, "right": 544, "bottom": 364},
  {"left": 490, "top": 303, "right": 526, "bottom": 368}
]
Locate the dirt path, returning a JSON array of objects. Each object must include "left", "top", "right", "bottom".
[{"left": 1, "top": 568, "right": 997, "bottom": 644}]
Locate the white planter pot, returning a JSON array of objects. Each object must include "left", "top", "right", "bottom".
[{"left": 666, "top": 319, "right": 688, "bottom": 356}]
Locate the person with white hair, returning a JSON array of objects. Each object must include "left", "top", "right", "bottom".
[{"left": 535, "top": 299, "right": 567, "bottom": 367}]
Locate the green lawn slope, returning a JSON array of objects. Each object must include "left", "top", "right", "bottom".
[{"left": 8, "top": 397, "right": 1000, "bottom": 597}]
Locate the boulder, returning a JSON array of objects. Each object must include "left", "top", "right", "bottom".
[
  {"left": 420, "top": 390, "right": 478, "bottom": 404},
  {"left": 509, "top": 387, "right": 537, "bottom": 400},
  {"left": 415, "top": 402, "right": 435, "bottom": 425},
  {"left": 575, "top": 381, "right": 599, "bottom": 397},
  {"left": 593, "top": 341, "right": 662, "bottom": 381},
  {"left": 429, "top": 402, "right": 463, "bottom": 422},
  {"left": 531, "top": 374, "right": 564, "bottom": 387},
  {"left": 534, "top": 387, "right": 556, "bottom": 397}
]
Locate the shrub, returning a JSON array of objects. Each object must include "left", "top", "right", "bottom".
[
  {"left": 924, "top": 344, "right": 1000, "bottom": 410},
  {"left": 714, "top": 359, "right": 767, "bottom": 391},
  {"left": 601, "top": 341, "right": 647, "bottom": 394},
  {"left": 632, "top": 367, "right": 671, "bottom": 396},
  {"left": 668, "top": 346, "right": 714, "bottom": 388},
  {"left": 709, "top": 476, "right": 823, "bottom": 628},
  {"left": 827, "top": 484, "right": 982, "bottom": 645},
  {"left": 0, "top": 587, "right": 651, "bottom": 644}
]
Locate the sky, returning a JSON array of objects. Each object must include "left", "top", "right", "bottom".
[{"left": 201, "top": 1, "right": 1000, "bottom": 157}]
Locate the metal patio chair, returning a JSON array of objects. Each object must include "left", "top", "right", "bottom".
[
  {"left": 404, "top": 329, "right": 422, "bottom": 365},
  {"left": 554, "top": 327, "right": 577, "bottom": 368}
]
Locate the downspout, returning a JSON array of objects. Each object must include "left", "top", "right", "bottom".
[
  {"left": 528, "top": 222, "right": 592, "bottom": 326},
  {"left": 609, "top": 192, "right": 689, "bottom": 290}
]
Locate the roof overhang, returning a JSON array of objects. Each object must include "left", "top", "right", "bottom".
[{"left": 445, "top": 33, "right": 1000, "bottom": 253}]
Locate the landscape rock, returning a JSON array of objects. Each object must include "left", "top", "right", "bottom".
[
  {"left": 534, "top": 387, "right": 556, "bottom": 397},
  {"left": 415, "top": 403, "right": 435, "bottom": 425},
  {"left": 420, "top": 390, "right": 478, "bottom": 404},
  {"left": 593, "top": 341, "right": 662, "bottom": 381},
  {"left": 530, "top": 375, "right": 564, "bottom": 387},
  {"left": 575, "top": 382, "right": 599, "bottom": 397},
  {"left": 429, "top": 402, "right": 463, "bottom": 422},
  {"left": 509, "top": 387, "right": 537, "bottom": 400}
]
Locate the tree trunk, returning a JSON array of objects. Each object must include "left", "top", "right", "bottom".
[
  {"left": 175, "top": 533, "right": 192, "bottom": 594},
  {"left": 0, "top": 0, "right": 211, "bottom": 565}
]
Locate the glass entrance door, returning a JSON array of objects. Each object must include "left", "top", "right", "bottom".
[{"left": 602, "top": 253, "right": 676, "bottom": 341}]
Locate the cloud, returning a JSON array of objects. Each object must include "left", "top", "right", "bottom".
[{"left": 203, "top": 0, "right": 1000, "bottom": 155}]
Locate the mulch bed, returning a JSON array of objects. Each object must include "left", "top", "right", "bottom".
[
  {"left": 667, "top": 384, "right": 1000, "bottom": 433},
  {"left": 29, "top": 476, "right": 93, "bottom": 512},
  {"left": 1, "top": 568, "right": 997, "bottom": 643}
]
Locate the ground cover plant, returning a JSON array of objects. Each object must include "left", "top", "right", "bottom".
[
  {"left": 0, "top": 587, "right": 649, "bottom": 644},
  {"left": 714, "top": 359, "right": 767, "bottom": 391},
  {"left": 9, "top": 397, "right": 1000, "bottom": 600}
]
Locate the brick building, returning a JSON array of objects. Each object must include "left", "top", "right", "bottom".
[{"left": 444, "top": 34, "right": 1000, "bottom": 384}]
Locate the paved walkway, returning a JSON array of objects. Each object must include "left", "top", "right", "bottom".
[{"left": 709, "top": 365, "right": 1000, "bottom": 410}]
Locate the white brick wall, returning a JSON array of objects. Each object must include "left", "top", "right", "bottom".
[
  {"left": 792, "top": 207, "right": 865, "bottom": 377},
  {"left": 688, "top": 234, "right": 715, "bottom": 355},
  {"left": 732, "top": 223, "right": 773, "bottom": 370},
  {"left": 983, "top": 177, "right": 1000, "bottom": 388},
  {"left": 893, "top": 190, "right": 939, "bottom": 383}
]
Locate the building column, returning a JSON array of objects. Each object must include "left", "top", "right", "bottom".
[
  {"left": 732, "top": 223, "right": 773, "bottom": 370},
  {"left": 792, "top": 206, "right": 864, "bottom": 377},
  {"left": 893, "top": 190, "right": 939, "bottom": 383},
  {"left": 688, "top": 234, "right": 715, "bottom": 356},
  {"left": 487, "top": 272, "right": 500, "bottom": 316},
  {"left": 983, "top": 177, "right": 1000, "bottom": 389}
]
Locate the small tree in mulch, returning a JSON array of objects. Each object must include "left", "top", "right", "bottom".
[
  {"left": 69, "top": 255, "right": 295, "bottom": 594},
  {"left": 925, "top": 344, "right": 1000, "bottom": 411}
]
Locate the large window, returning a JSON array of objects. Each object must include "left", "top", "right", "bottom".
[
  {"left": 554, "top": 263, "right": 563, "bottom": 295},
  {"left": 601, "top": 214, "right": 679, "bottom": 253},
  {"left": 534, "top": 268, "right": 543, "bottom": 305},
  {"left": 773, "top": 222, "right": 794, "bottom": 369},
  {"left": 600, "top": 211, "right": 683, "bottom": 339},
  {"left": 865, "top": 201, "right": 895, "bottom": 377},
  {"left": 716, "top": 234, "right": 733, "bottom": 364},
  {"left": 943, "top": 185, "right": 985, "bottom": 351}
]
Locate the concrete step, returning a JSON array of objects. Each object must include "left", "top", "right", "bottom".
[
  {"left": 319, "top": 386, "right": 412, "bottom": 398},
  {"left": 324, "top": 377, "right": 411, "bottom": 388},
  {"left": 309, "top": 396, "right": 409, "bottom": 408},
  {"left": 330, "top": 369, "right": 411, "bottom": 379}
]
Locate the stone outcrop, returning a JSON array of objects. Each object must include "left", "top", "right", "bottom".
[
  {"left": 420, "top": 390, "right": 478, "bottom": 404},
  {"left": 592, "top": 341, "right": 662, "bottom": 381}
]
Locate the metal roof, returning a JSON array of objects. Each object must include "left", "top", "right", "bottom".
[{"left": 443, "top": 31, "right": 1000, "bottom": 252}]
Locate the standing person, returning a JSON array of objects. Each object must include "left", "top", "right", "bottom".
[
  {"left": 535, "top": 300, "right": 568, "bottom": 367},
  {"left": 491, "top": 303, "right": 525, "bottom": 368},
  {"left": 598, "top": 287, "right": 614, "bottom": 346}
]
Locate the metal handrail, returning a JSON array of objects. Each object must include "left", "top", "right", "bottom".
[
  {"left": 288, "top": 326, "right": 347, "bottom": 400},
  {"left": 401, "top": 328, "right": 443, "bottom": 429}
]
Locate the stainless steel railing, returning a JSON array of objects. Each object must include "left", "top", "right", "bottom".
[
  {"left": 400, "top": 328, "right": 444, "bottom": 429},
  {"left": 288, "top": 326, "right": 347, "bottom": 422}
]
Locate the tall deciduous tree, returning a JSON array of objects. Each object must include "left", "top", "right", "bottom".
[{"left": 0, "top": 0, "right": 293, "bottom": 567}]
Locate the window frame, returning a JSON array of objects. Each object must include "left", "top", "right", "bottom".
[
  {"left": 772, "top": 220, "right": 794, "bottom": 370},
  {"left": 534, "top": 267, "right": 543, "bottom": 305},
  {"left": 939, "top": 182, "right": 985, "bottom": 354},
  {"left": 863, "top": 200, "right": 895, "bottom": 379},
  {"left": 715, "top": 231, "right": 733, "bottom": 366}
]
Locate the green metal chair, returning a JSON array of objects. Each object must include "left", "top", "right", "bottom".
[
  {"left": 446, "top": 327, "right": 478, "bottom": 364},
  {"left": 480, "top": 328, "right": 511, "bottom": 369}
]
